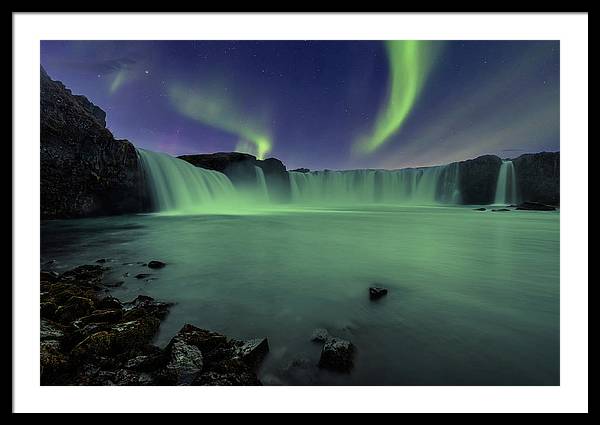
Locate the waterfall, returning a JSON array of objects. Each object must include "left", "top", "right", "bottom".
[
  {"left": 138, "top": 148, "right": 465, "bottom": 211},
  {"left": 494, "top": 160, "right": 517, "bottom": 205},
  {"left": 254, "top": 166, "right": 270, "bottom": 202},
  {"left": 137, "top": 148, "right": 237, "bottom": 213},
  {"left": 289, "top": 163, "right": 461, "bottom": 205}
]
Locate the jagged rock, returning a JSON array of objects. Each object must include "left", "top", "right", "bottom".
[
  {"left": 172, "top": 324, "right": 227, "bottom": 353},
  {"left": 74, "top": 309, "right": 123, "bottom": 326},
  {"left": 55, "top": 296, "right": 95, "bottom": 323},
  {"left": 96, "top": 295, "right": 122, "bottom": 310},
  {"left": 59, "top": 265, "right": 105, "bottom": 287},
  {"left": 147, "top": 260, "right": 166, "bottom": 269},
  {"left": 41, "top": 319, "right": 65, "bottom": 341},
  {"left": 122, "top": 295, "right": 172, "bottom": 320},
  {"left": 516, "top": 201, "right": 556, "bottom": 211},
  {"left": 311, "top": 328, "right": 329, "bottom": 343},
  {"left": 40, "top": 66, "right": 147, "bottom": 219},
  {"left": 369, "top": 286, "right": 388, "bottom": 300},
  {"left": 236, "top": 338, "right": 269, "bottom": 367},
  {"left": 40, "top": 339, "right": 70, "bottom": 383},
  {"left": 318, "top": 337, "right": 355, "bottom": 372},
  {"left": 162, "top": 340, "right": 204, "bottom": 385}
]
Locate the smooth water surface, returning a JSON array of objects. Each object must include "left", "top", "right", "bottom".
[{"left": 41, "top": 205, "right": 559, "bottom": 385}]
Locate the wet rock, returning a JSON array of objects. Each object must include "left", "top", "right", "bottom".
[
  {"left": 75, "top": 309, "right": 123, "bottom": 326},
  {"left": 311, "top": 328, "right": 329, "bottom": 343},
  {"left": 55, "top": 296, "right": 95, "bottom": 323},
  {"left": 103, "top": 280, "right": 124, "bottom": 288},
  {"left": 72, "top": 317, "right": 160, "bottom": 358},
  {"left": 162, "top": 340, "right": 204, "bottom": 385},
  {"left": 122, "top": 295, "right": 172, "bottom": 320},
  {"left": 369, "top": 286, "right": 388, "bottom": 300},
  {"left": 318, "top": 337, "right": 355, "bottom": 373},
  {"left": 515, "top": 201, "right": 556, "bottom": 211},
  {"left": 96, "top": 295, "right": 122, "bottom": 310},
  {"left": 173, "top": 324, "right": 227, "bottom": 353},
  {"left": 40, "top": 339, "right": 70, "bottom": 383},
  {"left": 95, "top": 258, "right": 108, "bottom": 264},
  {"left": 147, "top": 260, "right": 166, "bottom": 269},
  {"left": 491, "top": 208, "right": 511, "bottom": 212},
  {"left": 236, "top": 338, "right": 269, "bottom": 367},
  {"left": 134, "top": 273, "right": 152, "bottom": 279},
  {"left": 473, "top": 207, "right": 487, "bottom": 211},
  {"left": 60, "top": 265, "right": 105, "bottom": 287},
  {"left": 124, "top": 353, "right": 166, "bottom": 372},
  {"left": 41, "top": 319, "right": 65, "bottom": 341},
  {"left": 195, "top": 370, "right": 262, "bottom": 386},
  {"left": 113, "top": 369, "right": 154, "bottom": 386}
]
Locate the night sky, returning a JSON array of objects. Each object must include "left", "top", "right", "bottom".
[{"left": 41, "top": 40, "right": 559, "bottom": 170}]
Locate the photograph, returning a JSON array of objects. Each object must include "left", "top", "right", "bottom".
[{"left": 13, "top": 12, "right": 588, "bottom": 413}]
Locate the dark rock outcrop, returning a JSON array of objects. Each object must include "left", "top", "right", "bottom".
[
  {"left": 369, "top": 286, "right": 388, "bottom": 300},
  {"left": 318, "top": 337, "right": 355, "bottom": 373},
  {"left": 457, "top": 155, "right": 503, "bottom": 205},
  {"left": 513, "top": 152, "right": 560, "bottom": 206},
  {"left": 178, "top": 152, "right": 291, "bottom": 202},
  {"left": 41, "top": 67, "right": 147, "bottom": 219},
  {"left": 40, "top": 265, "right": 267, "bottom": 386}
]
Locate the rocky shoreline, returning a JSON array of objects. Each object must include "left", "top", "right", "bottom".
[{"left": 40, "top": 264, "right": 269, "bottom": 385}]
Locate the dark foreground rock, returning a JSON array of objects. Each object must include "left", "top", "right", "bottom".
[
  {"left": 318, "top": 338, "right": 355, "bottom": 373},
  {"left": 40, "top": 265, "right": 268, "bottom": 385},
  {"left": 515, "top": 201, "right": 557, "bottom": 211},
  {"left": 369, "top": 286, "right": 388, "bottom": 300}
]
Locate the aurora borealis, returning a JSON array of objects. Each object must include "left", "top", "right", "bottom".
[{"left": 40, "top": 40, "right": 559, "bottom": 169}]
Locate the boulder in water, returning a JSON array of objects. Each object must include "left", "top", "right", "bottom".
[
  {"left": 318, "top": 337, "right": 354, "bottom": 372},
  {"left": 147, "top": 260, "right": 166, "bottom": 269},
  {"left": 369, "top": 286, "right": 388, "bottom": 300},
  {"left": 236, "top": 338, "right": 270, "bottom": 367},
  {"left": 491, "top": 208, "right": 511, "bottom": 212},
  {"left": 473, "top": 207, "right": 487, "bottom": 211}
]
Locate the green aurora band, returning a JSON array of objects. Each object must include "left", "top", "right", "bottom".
[
  {"left": 168, "top": 83, "right": 272, "bottom": 160},
  {"left": 354, "top": 41, "right": 439, "bottom": 154}
]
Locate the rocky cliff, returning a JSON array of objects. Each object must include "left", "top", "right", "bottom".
[
  {"left": 41, "top": 67, "right": 147, "bottom": 219},
  {"left": 513, "top": 152, "right": 560, "bottom": 206},
  {"left": 457, "top": 155, "right": 503, "bottom": 204}
]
